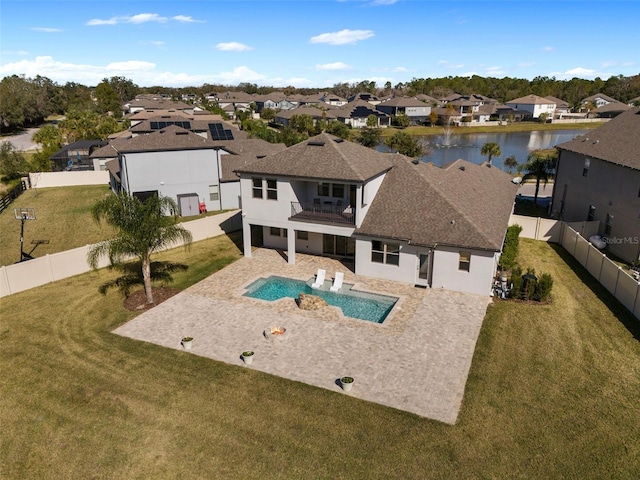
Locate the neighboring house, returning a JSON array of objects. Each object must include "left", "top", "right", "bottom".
[
  {"left": 493, "top": 104, "right": 530, "bottom": 122},
  {"left": 129, "top": 115, "right": 211, "bottom": 138},
  {"left": 334, "top": 100, "right": 390, "bottom": 128},
  {"left": 105, "top": 125, "right": 284, "bottom": 214},
  {"left": 90, "top": 139, "right": 129, "bottom": 171},
  {"left": 253, "top": 93, "right": 296, "bottom": 112},
  {"left": 551, "top": 107, "right": 640, "bottom": 264},
  {"left": 505, "top": 94, "right": 556, "bottom": 119},
  {"left": 545, "top": 95, "right": 572, "bottom": 117},
  {"left": 124, "top": 98, "right": 193, "bottom": 115},
  {"left": 348, "top": 92, "right": 382, "bottom": 105},
  {"left": 415, "top": 94, "right": 440, "bottom": 106},
  {"left": 273, "top": 106, "right": 337, "bottom": 128},
  {"left": 50, "top": 140, "right": 108, "bottom": 171},
  {"left": 589, "top": 101, "right": 630, "bottom": 119},
  {"left": 235, "top": 132, "right": 517, "bottom": 296},
  {"left": 376, "top": 97, "right": 432, "bottom": 125},
  {"left": 581, "top": 93, "right": 619, "bottom": 109},
  {"left": 628, "top": 96, "right": 640, "bottom": 107}
]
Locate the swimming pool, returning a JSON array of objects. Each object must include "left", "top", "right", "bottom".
[{"left": 243, "top": 276, "right": 398, "bottom": 323}]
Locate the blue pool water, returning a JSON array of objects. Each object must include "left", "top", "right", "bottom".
[{"left": 243, "top": 276, "right": 398, "bottom": 323}]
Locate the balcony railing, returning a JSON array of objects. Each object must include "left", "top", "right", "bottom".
[{"left": 290, "top": 201, "right": 355, "bottom": 226}]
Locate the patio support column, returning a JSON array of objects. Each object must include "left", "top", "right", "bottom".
[
  {"left": 242, "top": 220, "right": 252, "bottom": 258},
  {"left": 287, "top": 227, "right": 296, "bottom": 264}
]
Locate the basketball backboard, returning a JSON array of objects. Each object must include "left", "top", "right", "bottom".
[{"left": 14, "top": 207, "right": 35, "bottom": 220}]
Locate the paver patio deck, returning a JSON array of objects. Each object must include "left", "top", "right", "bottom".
[{"left": 114, "top": 248, "right": 491, "bottom": 424}]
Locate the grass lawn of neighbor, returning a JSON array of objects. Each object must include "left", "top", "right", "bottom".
[{"left": 1, "top": 233, "right": 639, "bottom": 478}]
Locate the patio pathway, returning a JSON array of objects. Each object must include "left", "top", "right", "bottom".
[{"left": 113, "top": 248, "right": 491, "bottom": 424}]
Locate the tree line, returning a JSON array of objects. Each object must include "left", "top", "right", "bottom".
[{"left": 2, "top": 73, "right": 639, "bottom": 133}]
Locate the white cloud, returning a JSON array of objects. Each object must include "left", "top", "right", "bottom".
[
  {"left": 29, "top": 27, "right": 63, "bottom": 33},
  {"left": 207, "top": 66, "right": 265, "bottom": 84},
  {"left": 371, "top": 0, "right": 399, "bottom": 5},
  {"left": 565, "top": 67, "right": 596, "bottom": 76},
  {"left": 393, "top": 66, "right": 408, "bottom": 72},
  {"left": 316, "top": 62, "right": 350, "bottom": 71},
  {"left": 87, "top": 13, "right": 202, "bottom": 26},
  {"left": 216, "top": 42, "right": 253, "bottom": 52},
  {"left": 517, "top": 61, "right": 536, "bottom": 68},
  {"left": 543, "top": 46, "right": 554, "bottom": 52},
  {"left": 310, "top": 29, "right": 374, "bottom": 45},
  {"left": 172, "top": 15, "right": 205, "bottom": 23}
]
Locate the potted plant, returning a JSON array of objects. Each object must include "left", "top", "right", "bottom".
[
  {"left": 339, "top": 376, "right": 354, "bottom": 392},
  {"left": 241, "top": 351, "right": 254, "bottom": 365},
  {"left": 181, "top": 337, "right": 193, "bottom": 350}
]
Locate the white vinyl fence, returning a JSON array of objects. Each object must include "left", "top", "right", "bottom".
[
  {"left": 0, "top": 210, "right": 241, "bottom": 298},
  {"left": 509, "top": 214, "right": 639, "bottom": 320},
  {"left": 29, "top": 171, "right": 110, "bottom": 188},
  {"left": 561, "top": 225, "right": 640, "bottom": 319}
]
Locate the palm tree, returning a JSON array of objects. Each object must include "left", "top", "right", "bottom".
[
  {"left": 87, "top": 193, "right": 193, "bottom": 305},
  {"left": 480, "top": 142, "right": 502, "bottom": 165},
  {"left": 503, "top": 154, "right": 518, "bottom": 174},
  {"left": 521, "top": 149, "right": 557, "bottom": 205}
]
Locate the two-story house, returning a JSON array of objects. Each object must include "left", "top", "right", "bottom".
[
  {"left": 235, "top": 133, "right": 517, "bottom": 296},
  {"left": 505, "top": 94, "right": 556, "bottom": 120},
  {"left": 551, "top": 107, "right": 640, "bottom": 264},
  {"left": 376, "top": 97, "right": 432, "bottom": 125},
  {"left": 105, "top": 125, "right": 286, "bottom": 215}
]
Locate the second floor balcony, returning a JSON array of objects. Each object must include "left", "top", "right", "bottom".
[{"left": 290, "top": 201, "right": 356, "bottom": 226}]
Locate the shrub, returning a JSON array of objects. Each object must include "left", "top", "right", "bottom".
[
  {"left": 499, "top": 224, "right": 523, "bottom": 271},
  {"left": 522, "top": 268, "right": 537, "bottom": 301},
  {"left": 535, "top": 273, "right": 553, "bottom": 302},
  {"left": 508, "top": 265, "right": 523, "bottom": 299}
]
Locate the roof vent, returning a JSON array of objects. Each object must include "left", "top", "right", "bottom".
[
  {"left": 593, "top": 139, "right": 599, "bottom": 144},
  {"left": 459, "top": 165, "right": 466, "bottom": 171},
  {"left": 334, "top": 138, "right": 344, "bottom": 143},
  {"left": 412, "top": 159, "right": 420, "bottom": 165},
  {"left": 308, "top": 141, "right": 325, "bottom": 146},
  {"left": 175, "top": 131, "right": 189, "bottom": 136}
]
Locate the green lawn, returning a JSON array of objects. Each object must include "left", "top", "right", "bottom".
[
  {"left": 0, "top": 185, "right": 116, "bottom": 266},
  {"left": 382, "top": 122, "right": 604, "bottom": 138},
  {"left": 1, "top": 237, "right": 639, "bottom": 479}
]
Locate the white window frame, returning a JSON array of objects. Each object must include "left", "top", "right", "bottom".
[{"left": 371, "top": 240, "right": 400, "bottom": 266}]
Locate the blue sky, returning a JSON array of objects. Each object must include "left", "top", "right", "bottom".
[{"left": 1, "top": 0, "right": 638, "bottom": 88}]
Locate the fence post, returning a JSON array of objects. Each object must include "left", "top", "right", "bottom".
[{"left": 0, "top": 265, "right": 10, "bottom": 296}]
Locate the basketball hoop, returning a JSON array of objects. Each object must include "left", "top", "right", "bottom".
[
  {"left": 14, "top": 207, "right": 35, "bottom": 220},
  {"left": 14, "top": 207, "right": 36, "bottom": 262}
]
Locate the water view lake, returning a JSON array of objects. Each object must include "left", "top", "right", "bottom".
[{"left": 377, "top": 129, "right": 589, "bottom": 171}]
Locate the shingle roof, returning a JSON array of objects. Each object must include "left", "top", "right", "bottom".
[
  {"left": 274, "top": 106, "right": 337, "bottom": 120},
  {"left": 582, "top": 93, "right": 618, "bottom": 103},
  {"left": 218, "top": 139, "right": 287, "bottom": 182},
  {"left": 378, "top": 96, "right": 428, "bottom": 107},
  {"left": 356, "top": 157, "right": 518, "bottom": 251},
  {"left": 556, "top": 107, "right": 640, "bottom": 170},
  {"left": 115, "top": 125, "right": 216, "bottom": 154},
  {"left": 506, "top": 94, "right": 555, "bottom": 105},
  {"left": 234, "top": 132, "right": 393, "bottom": 182}
]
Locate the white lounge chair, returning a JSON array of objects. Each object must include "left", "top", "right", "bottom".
[
  {"left": 311, "top": 269, "right": 326, "bottom": 289},
  {"left": 330, "top": 272, "right": 344, "bottom": 292}
]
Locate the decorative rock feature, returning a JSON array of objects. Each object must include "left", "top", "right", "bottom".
[{"left": 297, "top": 293, "right": 327, "bottom": 311}]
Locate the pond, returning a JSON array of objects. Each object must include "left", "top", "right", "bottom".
[{"left": 377, "top": 129, "right": 589, "bottom": 171}]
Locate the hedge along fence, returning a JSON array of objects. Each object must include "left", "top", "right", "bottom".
[
  {"left": 499, "top": 224, "right": 523, "bottom": 271},
  {"left": 0, "top": 210, "right": 241, "bottom": 298}
]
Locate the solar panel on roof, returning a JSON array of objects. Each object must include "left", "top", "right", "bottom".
[
  {"left": 208, "top": 123, "right": 234, "bottom": 141},
  {"left": 150, "top": 122, "right": 159, "bottom": 129}
]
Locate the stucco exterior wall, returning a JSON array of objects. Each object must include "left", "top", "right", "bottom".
[
  {"left": 552, "top": 150, "right": 640, "bottom": 263},
  {"left": 430, "top": 246, "right": 497, "bottom": 296},
  {"left": 355, "top": 238, "right": 424, "bottom": 284},
  {"left": 122, "top": 149, "right": 222, "bottom": 211}
]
